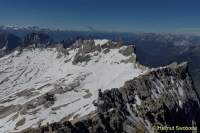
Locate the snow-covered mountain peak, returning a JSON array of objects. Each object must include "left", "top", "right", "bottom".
[
  {"left": 72, "top": 39, "right": 116, "bottom": 49},
  {"left": 0, "top": 39, "right": 147, "bottom": 132},
  {"left": 94, "top": 39, "right": 109, "bottom": 46},
  {"left": 70, "top": 39, "right": 138, "bottom": 65}
]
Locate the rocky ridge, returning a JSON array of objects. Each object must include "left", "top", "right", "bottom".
[
  {"left": 0, "top": 33, "right": 53, "bottom": 58},
  {"left": 22, "top": 62, "right": 200, "bottom": 133},
  {"left": 0, "top": 39, "right": 146, "bottom": 132}
]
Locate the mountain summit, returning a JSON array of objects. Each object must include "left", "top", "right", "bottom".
[{"left": 0, "top": 39, "right": 146, "bottom": 132}]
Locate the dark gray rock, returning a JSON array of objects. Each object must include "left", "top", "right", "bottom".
[
  {"left": 0, "top": 33, "right": 22, "bottom": 57},
  {"left": 72, "top": 54, "right": 91, "bottom": 65},
  {"left": 72, "top": 39, "right": 134, "bottom": 65},
  {"left": 103, "top": 48, "right": 110, "bottom": 54},
  {"left": 119, "top": 45, "right": 135, "bottom": 56},
  {"left": 23, "top": 33, "right": 53, "bottom": 48},
  {"left": 23, "top": 62, "right": 200, "bottom": 133}
]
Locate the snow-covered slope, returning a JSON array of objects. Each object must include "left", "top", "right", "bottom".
[{"left": 0, "top": 39, "right": 147, "bottom": 132}]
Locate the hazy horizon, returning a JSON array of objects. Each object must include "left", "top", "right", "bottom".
[{"left": 1, "top": 0, "right": 200, "bottom": 34}]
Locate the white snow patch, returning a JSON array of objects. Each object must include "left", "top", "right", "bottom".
[
  {"left": 94, "top": 39, "right": 109, "bottom": 46},
  {"left": 178, "top": 100, "right": 183, "bottom": 108},
  {"left": 13, "top": 50, "right": 20, "bottom": 56},
  {"left": 177, "top": 81, "right": 184, "bottom": 97},
  {"left": 178, "top": 86, "right": 184, "bottom": 97},
  {"left": 135, "top": 95, "right": 142, "bottom": 105}
]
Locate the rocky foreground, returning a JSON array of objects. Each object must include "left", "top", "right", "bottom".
[{"left": 22, "top": 62, "right": 200, "bottom": 133}]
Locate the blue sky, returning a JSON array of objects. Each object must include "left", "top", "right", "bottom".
[{"left": 0, "top": 0, "right": 200, "bottom": 33}]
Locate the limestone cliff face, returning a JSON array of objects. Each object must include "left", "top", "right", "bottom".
[
  {"left": 120, "top": 62, "right": 200, "bottom": 130},
  {"left": 0, "top": 33, "right": 53, "bottom": 57},
  {"left": 0, "top": 33, "right": 22, "bottom": 57},
  {"left": 71, "top": 39, "right": 137, "bottom": 65},
  {"left": 23, "top": 62, "right": 200, "bottom": 133},
  {"left": 23, "top": 33, "right": 53, "bottom": 48}
]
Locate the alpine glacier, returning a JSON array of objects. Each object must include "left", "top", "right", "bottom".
[{"left": 0, "top": 39, "right": 146, "bottom": 132}]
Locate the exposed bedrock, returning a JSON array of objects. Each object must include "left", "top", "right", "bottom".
[{"left": 23, "top": 62, "right": 200, "bottom": 133}]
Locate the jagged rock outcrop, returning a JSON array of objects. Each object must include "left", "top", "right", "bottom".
[
  {"left": 0, "top": 33, "right": 54, "bottom": 57},
  {"left": 23, "top": 33, "right": 53, "bottom": 48},
  {"left": 22, "top": 62, "right": 200, "bottom": 133},
  {"left": 72, "top": 39, "right": 136, "bottom": 65},
  {"left": 93, "top": 62, "right": 200, "bottom": 133},
  {"left": 0, "top": 33, "right": 22, "bottom": 57}
]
